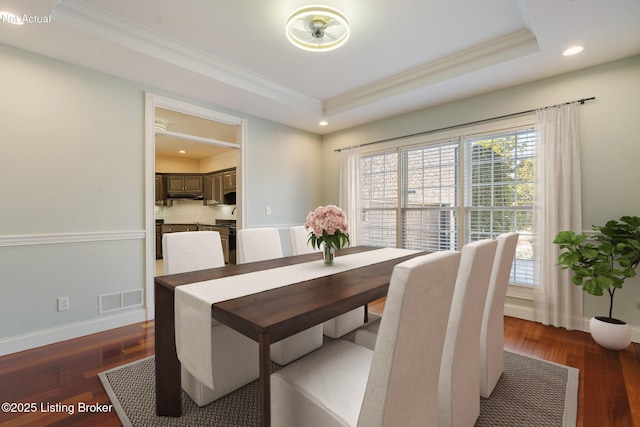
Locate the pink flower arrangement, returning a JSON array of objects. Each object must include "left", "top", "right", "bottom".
[{"left": 305, "top": 205, "right": 350, "bottom": 250}]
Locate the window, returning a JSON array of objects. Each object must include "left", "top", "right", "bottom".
[
  {"left": 360, "top": 152, "right": 398, "bottom": 248},
  {"left": 359, "top": 125, "right": 535, "bottom": 286}
]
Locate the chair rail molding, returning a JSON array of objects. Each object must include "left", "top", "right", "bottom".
[{"left": 0, "top": 230, "right": 145, "bottom": 247}]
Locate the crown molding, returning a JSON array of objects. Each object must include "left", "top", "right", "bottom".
[
  {"left": 52, "top": 2, "right": 538, "bottom": 121},
  {"left": 53, "top": 0, "right": 321, "bottom": 112},
  {"left": 323, "top": 29, "right": 539, "bottom": 116}
]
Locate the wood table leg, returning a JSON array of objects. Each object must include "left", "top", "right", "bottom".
[
  {"left": 155, "top": 281, "right": 182, "bottom": 416},
  {"left": 259, "top": 332, "right": 272, "bottom": 427},
  {"left": 364, "top": 303, "right": 369, "bottom": 323}
]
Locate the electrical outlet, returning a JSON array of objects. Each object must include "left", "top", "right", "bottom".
[
  {"left": 265, "top": 205, "right": 272, "bottom": 216},
  {"left": 57, "top": 297, "right": 69, "bottom": 311}
]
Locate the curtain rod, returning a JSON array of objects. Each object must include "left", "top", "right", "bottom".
[{"left": 334, "top": 96, "right": 595, "bottom": 152}]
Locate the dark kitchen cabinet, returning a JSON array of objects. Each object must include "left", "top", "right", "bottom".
[
  {"left": 165, "top": 174, "right": 203, "bottom": 194},
  {"left": 155, "top": 174, "right": 166, "bottom": 205},
  {"left": 155, "top": 224, "right": 162, "bottom": 259},
  {"left": 198, "top": 224, "right": 230, "bottom": 263},
  {"left": 223, "top": 169, "right": 236, "bottom": 192},
  {"left": 204, "top": 172, "right": 224, "bottom": 205}
]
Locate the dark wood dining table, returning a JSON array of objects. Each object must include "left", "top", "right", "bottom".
[{"left": 154, "top": 246, "right": 424, "bottom": 427}]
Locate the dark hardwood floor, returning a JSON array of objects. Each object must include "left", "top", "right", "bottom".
[{"left": 1, "top": 301, "right": 639, "bottom": 426}]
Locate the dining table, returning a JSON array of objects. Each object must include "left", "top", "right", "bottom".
[{"left": 154, "top": 245, "right": 424, "bottom": 427}]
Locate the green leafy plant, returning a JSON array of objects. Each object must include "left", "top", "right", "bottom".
[{"left": 554, "top": 216, "right": 640, "bottom": 320}]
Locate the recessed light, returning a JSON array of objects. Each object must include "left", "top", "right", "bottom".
[
  {"left": 319, "top": 120, "right": 328, "bottom": 126},
  {"left": 179, "top": 150, "right": 186, "bottom": 154},
  {"left": 563, "top": 46, "right": 584, "bottom": 56},
  {"left": 0, "top": 11, "right": 23, "bottom": 25}
]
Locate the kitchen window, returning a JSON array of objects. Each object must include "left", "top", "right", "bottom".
[{"left": 359, "top": 122, "right": 535, "bottom": 288}]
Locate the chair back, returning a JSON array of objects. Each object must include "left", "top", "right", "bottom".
[
  {"left": 358, "top": 251, "right": 461, "bottom": 427},
  {"left": 162, "top": 231, "right": 225, "bottom": 274},
  {"left": 438, "top": 239, "right": 498, "bottom": 427},
  {"left": 479, "top": 232, "right": 519, "bottom": 397},
  {"left": 290, "top": 225, "right": 319, "bottom": 255},
  {"left": 236, "top": 227, "right": 284, "bottom": 264}
]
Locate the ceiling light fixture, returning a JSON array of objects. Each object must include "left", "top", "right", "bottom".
[
  {"left": 286, "top": 6, "right": 350, "bottom": 52},
  {"left": 0, "top": 11, "right": 23, "bottom": 25},
  {"left": 319, "top": 120, "right": 328, "bottom": 126},
  {"left": 563, "top": 46, "right": 584, "bottom": 56}
]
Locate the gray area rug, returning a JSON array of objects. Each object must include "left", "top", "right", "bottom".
[{"left": 100, "top": 338, "right": 578, "bottom": 427}]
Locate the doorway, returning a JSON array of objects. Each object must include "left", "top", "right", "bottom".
[{"left": 144, "top": 94, "right": 246, "bottom": 318}]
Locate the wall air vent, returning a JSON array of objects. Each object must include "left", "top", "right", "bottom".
[{"left": 99, "top": 289, "right": 143, "bottom": 314}]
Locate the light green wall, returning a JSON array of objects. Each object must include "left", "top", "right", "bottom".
[
  {"left": 1, "top": 39, "right": 637, "bottom": 349},
  {"left": 245, "top": 119, "right": 322, "bottom": 227},
  {"left": 0, "top": 43, "right": 322, "bottom": 349},
  {"left": 0, "top": 43, "right": 146, "bottom": 342},
  {"left": 320, "top": 55, "right": 640, "bottom": 330}
]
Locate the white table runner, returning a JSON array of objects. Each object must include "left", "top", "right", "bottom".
[{"left": 175, "top": 248, "right": 419, "bottom": 390}]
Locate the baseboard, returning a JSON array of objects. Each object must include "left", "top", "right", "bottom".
[
  {"left": 504, "top": 302, "right": 535, "bottom": 322},
  {"left": 0, "top": 308, "right": 149, "bottom": 356},
  {"left": 504, "top": 302, "right": 640, "bottom": 344}
]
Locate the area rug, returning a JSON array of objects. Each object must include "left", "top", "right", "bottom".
[{"left": 100, "top": 344, "right": 578, "bottom": 427}]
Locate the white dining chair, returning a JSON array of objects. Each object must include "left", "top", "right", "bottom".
[
  {"left": 289, "top": 225, "right": 319, "bottom": 255},
  {"left": 290, "top": 225, "right": 365, "bottom": 338},
  {"left": 271, "top": 250, "right": 461, "bottom": 427},
  {"left": 237, "top": 227, "right": 284, "bottom": 263},
  {"left": 479, "top": 232, "right": 519, "bottom": 398},
  {"left": 162, "top": 231, "right": 259, "bottom": 406},
  {"left": 438, "top": 239, "right": 497, "bottom": 427},
  {"left": 237, "top": 227, "right": 323, "bottom": 365}
]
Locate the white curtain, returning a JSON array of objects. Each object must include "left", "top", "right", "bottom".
[
  {"left": 339, "top": 146, "right": 361, "bottom": 246},
  {"left": 533, "top": 104, "right": 583, "bottom": 330}
]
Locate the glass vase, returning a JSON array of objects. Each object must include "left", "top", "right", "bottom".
[{"left": 323, "top": 244, "right": 335, "bottom": 266}]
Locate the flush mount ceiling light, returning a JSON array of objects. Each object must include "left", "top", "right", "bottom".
[{"left": 286, "top": 6, "right": 350, "bottom": 52}]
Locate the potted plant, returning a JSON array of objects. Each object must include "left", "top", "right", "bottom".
[{"left": 554, "top": 215, "right": 640, "bottom": 350}]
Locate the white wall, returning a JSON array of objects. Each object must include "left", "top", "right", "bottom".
[{"left": 320, "top": 55, "right": 640, "bottom": 333}]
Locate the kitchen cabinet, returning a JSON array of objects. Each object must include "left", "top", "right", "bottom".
[
  {"left": 204, "top": 172, "right": 224, "bottom": 205},
  {"left": 165, "top": 174, "right": 204, "bottom": 194},
  {"left": 223, "top": 169, "right": 236, "bottom": 192},
  {"left": 155, "top": 174, "right": 166, "bottom": 205},
  {"left": 156, "top": 224, "right": 163, "bottom": 259}
]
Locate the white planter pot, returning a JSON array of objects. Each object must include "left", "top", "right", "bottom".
[{"left": 589, "top": 316, "right": 631, "bottom": 351}]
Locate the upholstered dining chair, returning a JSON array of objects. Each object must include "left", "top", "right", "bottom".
[
  {"left": 162, "top": 231, "right": 259, "bottom": 406},
  {"left": 438, "top": 239, "right": 497, "bottom": 427},
  {"left": 237, "top": 227, "right": 323, "bottom": 365},
  {"left": 289, "top": 225, "right": 318, "bottom": 255},
  {"left": 237, "top": 227, "right": 284, "bottom": 263},
  {"left": 290, "top": 225, "right": 366, "bottom": 339},
  {"left": 479, "top": 232, "right": 519, "bottom": 398},
  {"left": 271, "top": 250, "right": 461, "bottom": 427}
]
